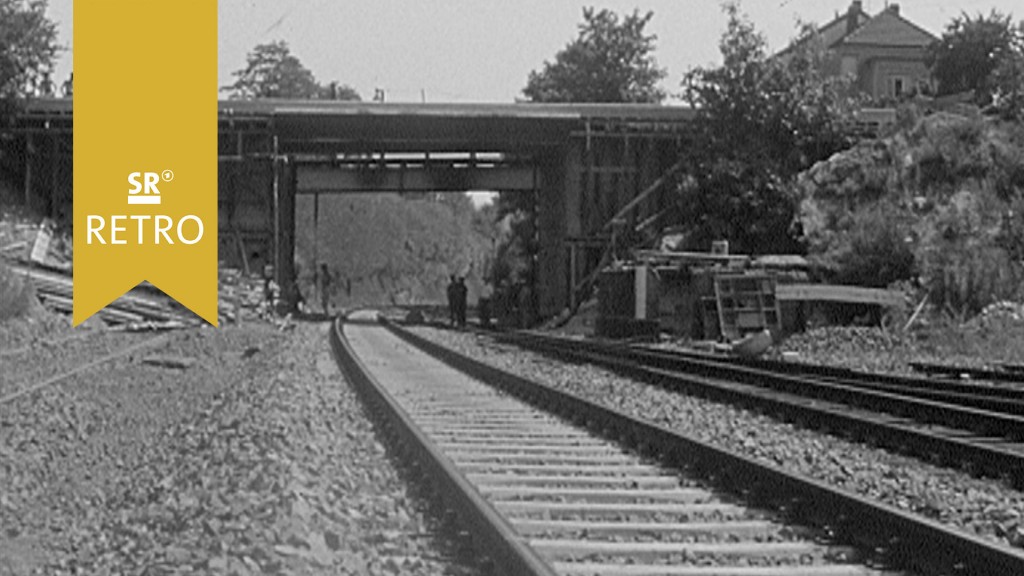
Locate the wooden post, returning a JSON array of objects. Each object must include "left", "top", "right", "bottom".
[
  {"left": 24, "top": 133, "right": 33, "bottom": 207},
  {"left": 50, "top": 135, "right": 58, "bottom": 219},
  {"left": 272, "top": 152, "right": 280, "bottom": 288},
  {"left": 569, "top": 244, "right": 578, "bottom": 310},
  {"left": 276, "top": 159, "right": 297, "bottom": 311},
  {"left": 313, "top": 190, "right": 319, "bottom": 273},
  {"left": 634, "top": 265, "right": 648, "bottom": 320}
]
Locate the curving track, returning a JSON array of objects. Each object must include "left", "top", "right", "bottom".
[{"left": 331, "top": 314, "right": 1024, "bottom": 576}]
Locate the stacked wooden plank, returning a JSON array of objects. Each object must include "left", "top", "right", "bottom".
[{"left": 7, "top": 261, "right": 196, "bottom": 326}]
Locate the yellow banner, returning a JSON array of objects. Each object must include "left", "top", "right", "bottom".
[{"left": 74, "top": 1, "right": 218, "bottom": 326}]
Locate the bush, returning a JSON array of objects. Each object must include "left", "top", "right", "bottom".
[
  {"left": 916, "top": 188, "right": 1024, "bottom": 314},
  {"left": 828, "top": 203, "right": 917, "bottom": 288},
  {"left": 923, "top": 245, "right": 1024, "bottom": 314},
  {"left": 996, "top": 191, "right": 1024, "bottom": 260}
]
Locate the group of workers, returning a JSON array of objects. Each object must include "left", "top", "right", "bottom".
[
  {"left": 446, "top": 275, "right": 468, "bottom": 327},
  {"left": 264, "top": 263, "right": 499, "bottom": 329}
]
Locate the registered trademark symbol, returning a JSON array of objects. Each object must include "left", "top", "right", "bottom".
[{"left": 161, "top": 170, "right": 174, "bottom": 182}]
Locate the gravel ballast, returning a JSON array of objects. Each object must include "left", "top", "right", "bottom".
[
  {"left": 0, "top": 322, "right": 484, "bottom": 575},
  {"left": 408, "top": 326, "right": 1024, "bottom": 551}
]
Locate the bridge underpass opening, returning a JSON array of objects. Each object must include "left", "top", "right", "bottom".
[{"left": 293, "top": 151, "right": 538, "bottom": 315}]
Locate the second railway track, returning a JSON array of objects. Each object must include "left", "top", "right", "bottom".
[
  {"left": 331, "top": 314, "right": 1024, "bottom": 576},
  {"left": 492, "top": 331, "right": 1024, "bottom": 488}
]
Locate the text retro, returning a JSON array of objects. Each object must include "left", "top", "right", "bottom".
[{"left": 86, "top": 170, "right": 205, "bottom": 245}]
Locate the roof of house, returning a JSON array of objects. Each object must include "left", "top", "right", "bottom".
[
  {"left": 837, "top": 7, "right": 937, "bottom": 47},
  {"left": 817, "top": 8, "right": 870, "bottom": 48},
  {"left": 777, "top": 3, "right": 937, "bottom": 57}
]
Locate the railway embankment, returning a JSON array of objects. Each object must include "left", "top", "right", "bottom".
[{"left": 774, "top": 305, "right": 1024, "bottom": 375}]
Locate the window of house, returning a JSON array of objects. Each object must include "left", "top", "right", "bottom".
[{"left": 889, "top": 76, "right": 908, "bottom": 97}]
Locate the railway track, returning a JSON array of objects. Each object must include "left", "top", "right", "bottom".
[
  {"left": 492, "top": 331, "right": 1024, "bottom": 488},
  {"left": 646, "top": 346, "right": 1024, "bottom": 407},
  {"left": 331, "top": 314, "right": 1024, "bottom": 576},
  {"left": 909, "top": 361, "right": 1024, "bottom": 384}
]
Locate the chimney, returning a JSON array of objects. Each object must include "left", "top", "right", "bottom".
[
  {"left": 847, "top": 1, "right": 862, "bottom": 35},
  {"left": 887, "top": 3, "right": 900, "bottom": 16}
]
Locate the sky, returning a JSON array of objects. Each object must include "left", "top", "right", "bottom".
[{"left": 45, "top": 0, "right": 1023, "bottom": 104}]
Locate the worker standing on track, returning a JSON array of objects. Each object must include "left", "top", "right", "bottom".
[
  {"left": 446, "top": 275, "right": 458, "bottom": 326},
  {"left": 454, "top": 276, "right": 468, "bottom": 327},
  {"left": 318, "top": 263, "right": 333, "bottom": 316},
  {"left": 518, "top": 280, "right": 535, "bottom": 328}
]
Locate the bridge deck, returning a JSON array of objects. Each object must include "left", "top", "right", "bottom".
[
  {"left": 16, "top": 97, "right": 695, "bottom": 121},
  {"left": 12, "top": 98, "right": 695, "bottom": 154}
]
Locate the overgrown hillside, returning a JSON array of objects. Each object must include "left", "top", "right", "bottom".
[
  {"left": 295, "top": 193, "right": 503, "bottom": 309},
  {"left": 796, "top": 110, "right": 1024, "bottom": 314}
]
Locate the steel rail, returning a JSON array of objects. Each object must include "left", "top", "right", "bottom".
[
  {"left": 494, "top": 331, "right": 1024, "bottom": 485},
  {"left": 656, "top": 345, "right": 1024, "bottom": 397},
  {"left": 505, "top": 333, "right": 1024, "bottom": 439},
  {"left": 644, "top": 343, "right": 1024, "bottom": 416},
  {"left": 632, "top": 346, "right": 1024, "bottom": 415},
  {"left": 328, "top": 318, "right": 557, "bottom": 576},
  {"left": 910, "top": 361, "right": 1024, "bottom": 384},
  {"left": 384, "top": 320, "right": 1024, "bottom": 576},
  {"left": 646, "top": 345, "right": 1024, "bottom": 402}
]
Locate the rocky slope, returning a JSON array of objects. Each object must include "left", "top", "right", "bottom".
[{"left": 796, "top": 110, "right": 1024, "bottom": 312}]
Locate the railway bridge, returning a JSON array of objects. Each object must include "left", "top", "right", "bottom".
[{"left": 5, "top": 98, "right": 694, "bottom": 316}]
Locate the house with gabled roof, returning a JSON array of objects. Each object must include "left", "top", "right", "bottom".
[{"left": 781, "top": 1, "right": 938, "bottom": 100}]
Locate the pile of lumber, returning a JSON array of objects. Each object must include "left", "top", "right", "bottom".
[{"left": 7, "top": 261, "right": 196, "bottom": 327}]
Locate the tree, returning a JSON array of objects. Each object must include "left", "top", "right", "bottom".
[
  {"left": 0, "top": 0, "right": 58, "bottom": 100},
  {"left": 317, "top": 81, "right": 361, "bottom": 101},
  {"left": 1, "top": 0, "right": 58, "bottom": 185},
  {"left": 676, "top": 2, "right": 859, "bottom": 254},
  {"left": 497, "top": 8, "right": 667, "bottom": 317},
  {"left": 927, "top": 11, "right": 1024, "bottom": 106},
  {"left": 685, "top": 6, "right": 856, "bottom": 177},
  {"left": 523, "top": 7, "right": 666, "bottom": 103},
  {"left": 222, "top": 41, "right": 360, "bottom": 100},
  {"left": 989, "top": 39, "right": 1024, "bottom": 118}
]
